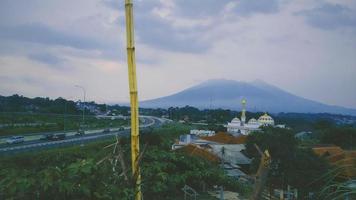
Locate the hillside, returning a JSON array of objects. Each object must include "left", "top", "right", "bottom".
[{"left": 141, "top": 79, "right": 356, "bottom": 116}]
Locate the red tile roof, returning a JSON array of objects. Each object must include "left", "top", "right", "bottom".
[
  {"left": 201, "top": 132, "right": 247, "bottom": 144},
  {"left": 178, "top": 144, "right": 220, "bottom": 163}
]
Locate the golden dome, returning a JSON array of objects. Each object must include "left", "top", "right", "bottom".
[{"left": 258, "top": 113, "right": 274, "bottom": 125}]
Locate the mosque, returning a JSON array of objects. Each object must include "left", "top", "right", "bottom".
[{"left": 226, "top": 99, "right": 275, "bottom": 136}]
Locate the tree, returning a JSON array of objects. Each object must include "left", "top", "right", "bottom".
[
  {"left": 245, "top": 127, "right": 329, "bottom": 197},
  {"left": 319, "top": 126, "right": 356, "bottom": 149}
]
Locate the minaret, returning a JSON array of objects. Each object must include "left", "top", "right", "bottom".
[{"left": 241, "top": 99, "right": 246, "bottom": 125}]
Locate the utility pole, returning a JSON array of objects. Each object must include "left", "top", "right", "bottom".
[{"left": 124, "top": 0, "right": 141, "bottom": 199}]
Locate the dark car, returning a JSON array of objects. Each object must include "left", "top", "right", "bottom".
[
  {"left": 75, "top": 129, "right": 85, "bottom": 136},
  {"left": 53, "top": 133, "right": 66, "bottom": 140},
  {"left": 102, "top": 128, "right": 110, "bottom": 133},
  {"left": 40, "top": 134, "right": 54, "bottom": 140},
  {"left": 42, "top": 133, "right": 66, "bottom": 140}
]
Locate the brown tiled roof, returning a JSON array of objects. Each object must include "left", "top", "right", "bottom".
[
  {"left": 178, "top": 144, "right": 220, "bottom": 163},
  {"left": 201, "top": 132, "right": 247, "bottom": 144},
  {"left": 313, "top": 147, "right": 356, "bottom": 178},
  {"left": 312, "top": 146, "right": 343, "bottom": 157}
]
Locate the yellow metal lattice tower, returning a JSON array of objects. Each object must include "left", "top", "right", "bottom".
[{"left": 124, "top": 0, "right": 141, "bottom": 199}]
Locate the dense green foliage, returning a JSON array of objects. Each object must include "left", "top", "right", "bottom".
[
  {"left": 245, "top": 127, "right": 330, "bottom": 197},
  {"left": 0, "top": 95, "right": 80, "bottom": 114},
  {"left": 313, "top": 122, "right": 356, "bottom": 149},
  {"left": 0, "top": 112, "right": 127, "bottom": 136},
  {"left": 0, "top": 124, "right": 250, "bottom": 199}
]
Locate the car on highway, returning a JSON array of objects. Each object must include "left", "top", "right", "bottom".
[
  {"left": 118, "top": 127, "right": 125, "bottom": 131},
  {"left": 40, "top": 134, "right": 51, "bottom": 140},
  {"left": 40, "top": 133, "right": 66, "bottom": 140},
  {"left": 102, "top": 128, "right": 110, "bottom": 133},
  {"left": 75, "top": 129, "right": 85, "bottom": 136},
  {"left": 52, "top": 133, "right": 66, "bottom": 140},
  {"left": 6, "top": 136, "right": 25, "bottom": 144}
]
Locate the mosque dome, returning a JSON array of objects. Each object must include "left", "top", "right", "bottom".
[
  {"left": 258, "top": 113, "right": 275, "bottom": 126},
  {"left": 231, "top": 117, "right": 241, "bottom": 123},
  {"left": 248, "top": 118, "right": 258, "bottom": 124}
]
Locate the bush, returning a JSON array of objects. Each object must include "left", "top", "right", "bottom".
[{"left": 0, "top": 124, "right": 249, "bottom": 199}]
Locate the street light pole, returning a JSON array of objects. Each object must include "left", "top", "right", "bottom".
[{"left": 75, "top": 85, "right": 86, "bottom": 128}]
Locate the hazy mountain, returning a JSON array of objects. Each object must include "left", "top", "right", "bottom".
[{"left": 140, "top": 79, "right": 356, "bottom": 116}]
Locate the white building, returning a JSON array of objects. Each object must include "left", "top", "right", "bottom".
[
  {"left": 226, "top": 99, "right": 276, "bottom": 136},
  {"left": 190, "top": 129, "right": 215, "bottom": 136},
  {"left": 171, "top": 134, "right": 218, "bottom": 150}
]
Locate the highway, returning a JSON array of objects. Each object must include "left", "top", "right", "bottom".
[{"left": 0, "top": 116, "right": 170, "bottom": 155}]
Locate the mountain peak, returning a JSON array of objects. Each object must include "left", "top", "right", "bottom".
[
  {"left": 197, "top": 79, "right": 240, "bottom": 86},
  {"left": 141, "top": 79, "right": 356, "bottom": 116},
  {"left": 251, "top": 79, "right": 268, "bottom": 85}
]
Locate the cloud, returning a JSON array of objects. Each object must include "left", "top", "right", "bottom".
[
  {"left": 0, "top": 23, "right": 106, "bottom": 50},
  {"left": 0, "top": 21, "right": 125, "bottom": 64},
  {"left": 104, "top": 0, "right": 210, "bottom": 53},
  {"left": 296, "top": 3, "right": 356, "bottom": 30},
  {"left": 104, "top": 0, "right": 281, "bottom": 17},
  {"left": 28, "top": 53, "right": 66, "bottom": 66},
  {"left": 233, "top": 0, "right": 279, "bottom": 16},
  {"left": 0, "top": 0, "right": 356, "bottom": 109},
  {"left": 103, "top": 0, "right": 282, "bottom": 53},
  {"left": 173, "top": 0, "right": 231, "bottom": 17},
  {"left": 135, "top": 15, "right": 210, "bottom": 53}
]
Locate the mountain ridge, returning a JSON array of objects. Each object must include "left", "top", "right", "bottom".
[{"left": 140, "top": 79, "right": 356, "bottom": 116}]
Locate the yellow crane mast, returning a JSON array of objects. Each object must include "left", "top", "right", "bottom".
[{"left": 124, "top": 0, "right": 141, "bottom": 199}]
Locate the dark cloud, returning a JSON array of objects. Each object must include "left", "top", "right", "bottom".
[
  {"left": 103, "top": 0, "right": 281, "bottom": 53},
  {"left": 135, "top": 15, "right": 210, "bottom": 53},
  {"left": 296, "top": 3, "right": 356, "bottom": 30},
  {"left": 104, "top": 0, "right": 211, "bottom": 53},
  {"left": 0, "top": 21, "right": 124, "bottom": 62},
  {"left": 0, "top": 23, "right": 105, "bottom": 50},
  {"left": 28, "top": 53, "right": 65, "bottom": 66}
]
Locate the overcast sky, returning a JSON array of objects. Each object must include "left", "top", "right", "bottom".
[{"left": 0, "top": 0, "right": 355, "bottom": 108}]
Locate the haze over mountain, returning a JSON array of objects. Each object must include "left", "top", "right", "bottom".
[{"left": 141, "top": 79, "right": 356, "bottom": 116}]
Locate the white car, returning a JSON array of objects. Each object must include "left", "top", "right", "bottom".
[{"left": 6, "top": 136, "right": 25, "bottom": 144}]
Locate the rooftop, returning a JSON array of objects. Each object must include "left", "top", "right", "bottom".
[{"left": 201, "top": 132, "right": 247, "bottom": 144}]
